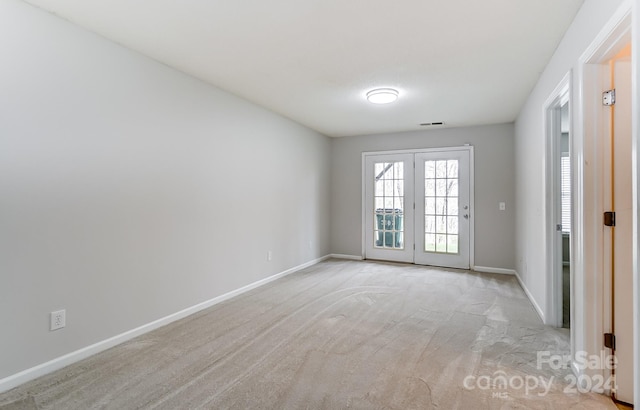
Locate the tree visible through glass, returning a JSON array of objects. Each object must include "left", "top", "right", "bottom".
[
  {"left": 424, "top": 160, "right": 459, "bottom": 254},
  {"left": 373, "top": 162, "right": 404, "bottom": 249}
]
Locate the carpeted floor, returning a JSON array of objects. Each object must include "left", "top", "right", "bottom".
[{"left": 0, "top": 259, "right": 616, "bottom": 409}]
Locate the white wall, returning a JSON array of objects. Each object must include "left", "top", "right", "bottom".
[
  {"left": 0, "top": 0, "right": 330, "bottom": 381},
  {"left": 330, "top": 123, "right": 516, "bottom": 270},
  {"left": 514, "top": 0, "right": 626, "bottom": 354}
]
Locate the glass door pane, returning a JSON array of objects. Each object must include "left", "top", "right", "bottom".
[
  {"left": 423, "top": 159, "right": 459, "bottom": 254},
  {"left": 373, "top": 161, "right": 405, "bottom": 250},
  {"left": 364, "top": 153, "right": 414, "bottom": 263}
]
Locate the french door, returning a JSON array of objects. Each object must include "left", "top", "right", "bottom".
[
  {"left": 364, "top": 147, "right": 473, "bottom": 269},
  {"left": 364, "top": 154, "right": 415, "bottom": 263}
]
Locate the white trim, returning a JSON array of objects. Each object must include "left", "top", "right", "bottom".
[
  {"left": 362, "top": 145, "right": 473, "bottom": 157},
  {"left": 328, "top": 254, "right": 363, "bottom": 261},
  {"left": 544, "top": 71, "right": 571, "bottom": 328},
  {"left": 472, "top": 266, "right": 516, "bottom": 275},
  {"left": 574, "top": 0, "right": 633, "bottom": 394},
  {"left": 468, "top": 146, "right": 475, "bottom": 269},
  {"left": 0, "top": 255, "right": 331, "bottom": 394},
  {"left": 567, "top": 361, "right": 611, "bottom": 396},
  {"left": 361, "top": 154, "right": 367, "bottom": 259},
  {"left": 514, "top": 270, "right": 546, "bottom": 323},
  {"left": 570, "top": 360, "right": 583, "bottom": 381},
  {"left": 633, "top": 0, "right": 640, "bottom": 405},
  {"left": 578, "top": 0, "right": 633, "bottom": 65}
]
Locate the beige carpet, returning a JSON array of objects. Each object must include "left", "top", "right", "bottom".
[{"left": 0, "top": 259, "right": 616, "bottom": 409}]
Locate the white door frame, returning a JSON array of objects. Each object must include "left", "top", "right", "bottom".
[
  {"left": 573, "top": 0, "right": 634, "bottom": 395},
  {"left": 544, "top": 73, "right": 571, "bottom": 329},
  {"left": 610, "top": 51, "right": 634, "bottom": 405},
  {"left": 361, "top": 146, "right": 475, "bottom": 269},
  {"left": 633, "top": 1, "right": 640, "bottom": 404}
]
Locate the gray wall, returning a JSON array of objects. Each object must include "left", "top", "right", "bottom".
[
  {"left": 0, "top": 0, "right": 330, "bottom": 380},
  {"left": 330, "top": 123, "right": 515, "bottom": 270}
]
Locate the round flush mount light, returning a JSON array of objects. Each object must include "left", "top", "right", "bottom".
[{"left": 366, "top": 88, "right": 399, "bottom": 104}]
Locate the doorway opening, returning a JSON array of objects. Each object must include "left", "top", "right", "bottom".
[
  {"left": 560, "top": 101, "right": 571, "bottom": 329},
  {"left": 606, "top": 41, "right": 633, "bottom": 406},
  {"left": 545, "top": 74, "right": 571, "bottom": 330},
  {"left": 576, "top": 5, "right": 633, "bottom": 404}
]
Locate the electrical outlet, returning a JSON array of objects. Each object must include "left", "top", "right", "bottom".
[
  {"left": 50, "top": 309, "right": 66, "bottom": 331},
  {"left": 499, "top": 202, "right": 506, "bottom": 211}
]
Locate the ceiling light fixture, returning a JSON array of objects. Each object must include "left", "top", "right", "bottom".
[{"left": 366, "top": 88, "right": 399, "bottom": 104}]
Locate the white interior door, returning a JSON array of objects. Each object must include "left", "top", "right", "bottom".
[
  {"left": 414, "top": 149, "right": 471, "bottom": 269},
  {"left": 364, "top": 148, "right": 472, "bottom": 269},
  {"left": 364, "top": 154, "right": 414, "bottom": 263},
  {"left": 611, "top": 54, "right": 634, "bottom": 405}
]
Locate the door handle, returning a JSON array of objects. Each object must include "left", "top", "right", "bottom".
[{"left": 463, "top": 214, "right": 469, "bottom": 219}]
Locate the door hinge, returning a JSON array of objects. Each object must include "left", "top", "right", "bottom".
[
  {"left": 610, "top": 375, "right": 617, "bottom": 395},
  {"left": 604, "top": 211, "right": 616, "bottom": 227},
  {"left": 603, "top": 89, "right": 616, "bottom": 106},
  {"left": 604, "top": 333, "right": 616, "bottom": 349}
]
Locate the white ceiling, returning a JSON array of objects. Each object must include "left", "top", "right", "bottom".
[{"left": 24, "top": 0, "right": 584, "bottom": 137}]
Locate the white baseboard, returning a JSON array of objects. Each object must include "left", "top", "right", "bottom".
[
  {"left": 472, "top": 266, "right": 517, "bottom": 275},
  {"left": 570, "top": 360, "right": 582, "bottom": 379},
  {"left": 0, "top": 255, "right": 331, "bottom": 394},
  {"left": 513, "top": 270, "right": 546, "bottom": 323},
  {"left": 328, "top": 254, "right": 363, "bottom": 261},
  {"left": 570, "top": 351, "right": 616, "bottom": 395}
]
